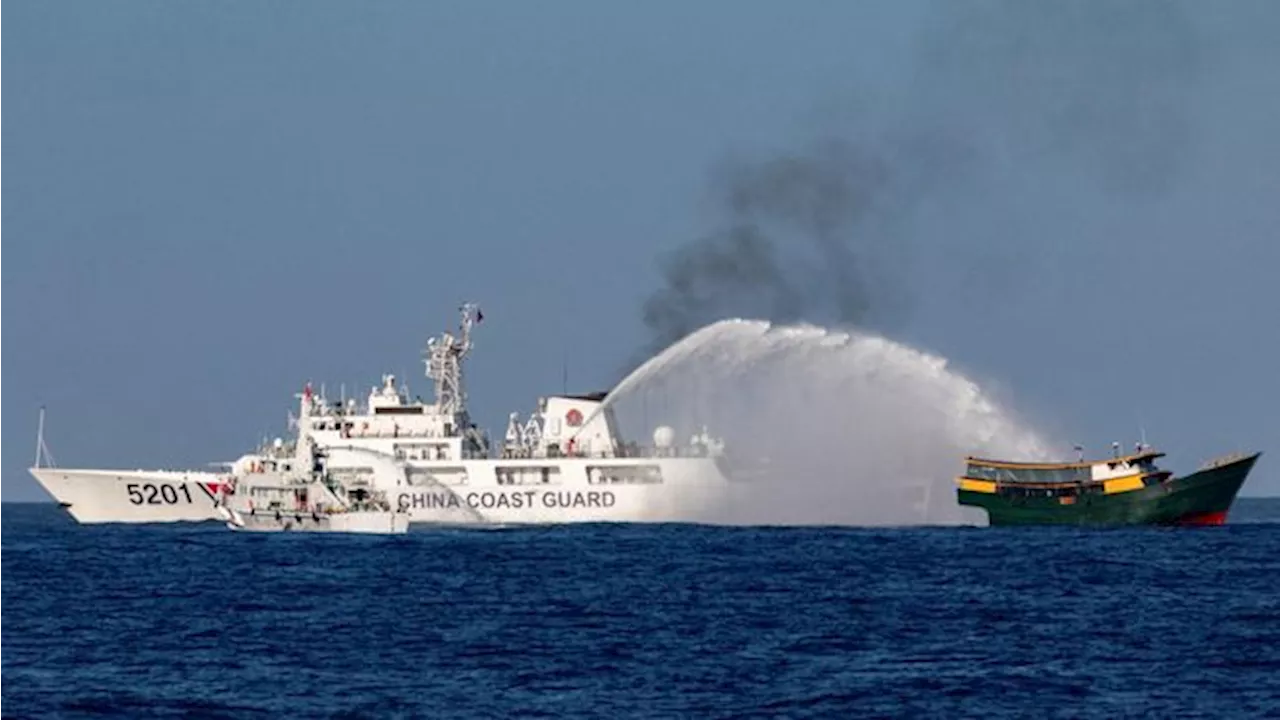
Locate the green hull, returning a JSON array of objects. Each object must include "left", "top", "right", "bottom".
[{"left": 958, "top": 453, "right": 1261, "bottom": 527}]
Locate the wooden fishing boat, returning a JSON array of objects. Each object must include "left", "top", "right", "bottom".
[{"left": 955, "top": 447, "right": 1261, "bottom": 526}]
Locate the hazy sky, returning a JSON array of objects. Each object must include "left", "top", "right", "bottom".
[{"left": 5, "top": 0, "right": 1279, "bottom": 501}]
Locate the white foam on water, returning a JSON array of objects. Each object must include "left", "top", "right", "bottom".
[{"left": 606, "top": 319, "right": 1054, "bottom": 526}]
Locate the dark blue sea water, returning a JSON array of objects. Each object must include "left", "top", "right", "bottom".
[{"left": 5, "top": 501, "right": 1280, "bottom": 719}]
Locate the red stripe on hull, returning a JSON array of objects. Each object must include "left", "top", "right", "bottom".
[{"left": 1172, "top": 510, "right": 1228, "bottom": 526}]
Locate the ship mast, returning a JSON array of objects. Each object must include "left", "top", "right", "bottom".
[
  {"left": 424, "top": 302, "right": 480, "bottom": 418},
  {"left": 35, "top": 406, "right": 46, "bottom": 468},
  {"left": 33, "top": 406, "right": 57, "bottom": 468}
]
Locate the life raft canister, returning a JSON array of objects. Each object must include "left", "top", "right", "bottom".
[{"left": 566, "top": 408, "right": 584, "bottom": 427}]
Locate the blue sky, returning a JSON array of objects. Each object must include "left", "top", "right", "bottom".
[{"left": 5, "top": 0, "right": 1279, "bottom": 500}]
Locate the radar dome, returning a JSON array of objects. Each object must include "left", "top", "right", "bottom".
[
  {"left": 273, "top": 437, "right": 284, "bottom": 449},
  {"left": 653, "top": 425, "right": 675, "bottom": 449}
]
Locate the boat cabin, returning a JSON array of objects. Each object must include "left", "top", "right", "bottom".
[
  {"left": 963, "top": 449, "right": 1167, "bottom": 485},
  {"left": 956, "top": 448, "right": 1173, "bottom": 499}
]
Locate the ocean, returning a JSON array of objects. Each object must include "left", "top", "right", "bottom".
[{"left": 4, "top": 500, "right": 1280, "bottom": 719}]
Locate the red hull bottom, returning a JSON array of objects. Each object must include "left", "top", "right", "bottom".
[{"left": 1172, "top": 510, "right": 1228, "bottom": 526}]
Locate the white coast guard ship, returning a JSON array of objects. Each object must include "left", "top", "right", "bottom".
[{"left": 29, "top": 303, "right": 733, "bottom": 526}]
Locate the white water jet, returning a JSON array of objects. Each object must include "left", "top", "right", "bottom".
[{"left": 607, "top": 319, "right": 1055, "bottom": 526}]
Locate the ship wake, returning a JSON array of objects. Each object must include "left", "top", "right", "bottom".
[{"left": 606, "top": 319, "right": 1054, "bottom": 526}]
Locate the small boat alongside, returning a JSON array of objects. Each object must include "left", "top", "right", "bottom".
[
  {"left": 215, "top": 441, "right": 409, "bottom": 534},
  {"left": 955, "top": 446, "right": 1262, "bottom": 527}
]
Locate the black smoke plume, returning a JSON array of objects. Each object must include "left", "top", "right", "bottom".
[
  {"left": 637, "top": 0, "right": 1203, "bottom": 360},
  {"left": 640, "top": 139, "right": 900, "bottom": 357}
]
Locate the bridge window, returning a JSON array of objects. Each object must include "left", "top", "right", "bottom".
[
  {"left": 494, "top": 466, "right": 562, "bottom": 486},
  {"left": 588, "top": 465, "right": 663, "bottom": 485}
]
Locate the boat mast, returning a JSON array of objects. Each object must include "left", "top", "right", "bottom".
[
  {"left": 34, "top": 406, "right": 45, "bottom": 468},
  {"left": 33, "top": 406, "right": 56, "bottom": 468},
  {"left": 424, "top": 302, "right": 480, "bottom": 418}
]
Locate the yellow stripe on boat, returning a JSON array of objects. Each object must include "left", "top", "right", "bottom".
[
  {"left": 958, "top": 478, "right": 997, "bottom": 494},
  {"left": 1103, "top": 475, "right": 1145, "bottom": 494}
]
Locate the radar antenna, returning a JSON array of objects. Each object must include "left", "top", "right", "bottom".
[{"left": 423, "top": 302, "right": 481, "bottom": 416}]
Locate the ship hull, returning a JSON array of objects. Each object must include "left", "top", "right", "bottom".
[
  {"left": 957, "top": 453, "right": 1260, "bottom": 527},
  {"left": 30, "top": 455, "right": 731, "bottom": 526},
  {"left": 28, "top": 468, "right": 224, "bottom": 524}
]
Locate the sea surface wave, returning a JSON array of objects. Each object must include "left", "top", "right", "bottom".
[{"left": 4, "top": 501, "right": 1280, "bottom": 718}]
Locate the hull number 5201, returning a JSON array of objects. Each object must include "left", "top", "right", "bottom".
[{"left": 127, "top": 483, "right": 193, "bottom": 505}]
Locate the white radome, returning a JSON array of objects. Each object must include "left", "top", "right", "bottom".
[{"left": 653, "top": 425, "right": 676, "bottom": 449}]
